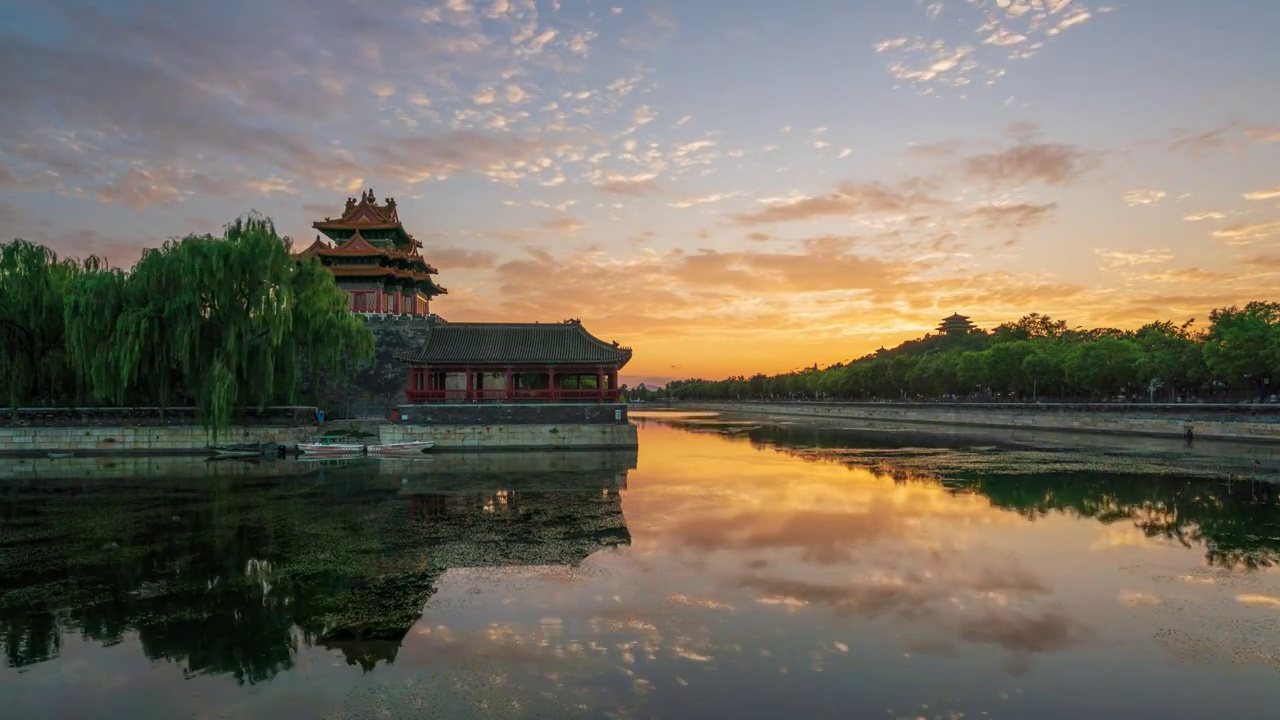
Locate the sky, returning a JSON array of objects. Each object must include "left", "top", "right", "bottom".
[{"left": 2, "top": 0, "right": 1279, "bottom": 386}]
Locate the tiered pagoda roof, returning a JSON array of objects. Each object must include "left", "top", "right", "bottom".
[
  {"left": 937, "top": 312, "right": 976, "bottom": 335},
  {"left": 313, "top": 188, "right": 418, "bottom": 250},
  {"left": 395, "top": 319, "right": 633, "bottom": 367},
  {"left": 297, "top": 190, "right": 447, "bottom": 297}
]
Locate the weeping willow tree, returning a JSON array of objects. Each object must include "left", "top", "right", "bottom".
[
  {"left": 60, "top": 213, "right": 373, "bottom": 434},
  {"left": 0, "top": 240, "right": 92, "bottom": 411}
]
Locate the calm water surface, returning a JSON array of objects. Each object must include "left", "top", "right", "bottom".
[{"left": 3, "top": 412, "right": 1280, "bottom": 719}]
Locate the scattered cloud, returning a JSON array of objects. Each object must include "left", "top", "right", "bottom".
[
  {"left": 541, "top": 217, "right": 586, "bottom": 235},
  {"left": 1184, "top": 211, "right": 1227, "bottom": 222},
  {"left": 732, "top": 182, "right": 945, "bottom": 225},
  {"left": 423, "top": 246, "right": 498, "bottom": 269},
  {"left": 1095, "top": 248, "right": 1174, "bottom": 271},
  {"left": 965, "top": 202, "right": 1057, "bottom": 230},
  {"left": 1243, "top": 186, "right": 1280, "bottom": 201},
  {"left": 961, "top": 140, "right": 1097, "bottom": 186},
  {"left": 596, "top": 175, "right": 661, "bottom": 196},
  {"left": 668, "top": 191, "right": 744, "bottom": 209},
  {"left": 1123, "top": 190, "right": 1166, "bottom": 207},
  {"left": 874, "top": 1, "right": 1108, "bottom": 95},
  {"left": 1244, "top": 125, "right": 1280, "bottom": 144},
  {"left": 1212, "top": 221, "right": 1280, "bottom": 246},
  {"left": 1169, "top": 126, "right": 1236, "bottom": 158}
]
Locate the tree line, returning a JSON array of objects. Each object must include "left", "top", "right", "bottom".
[
  {"left": 640, "top": 305, "right": 1280, "bottom": 403},
  {"left": 0, "top": 214, "right": 374, "bottom": 430}
]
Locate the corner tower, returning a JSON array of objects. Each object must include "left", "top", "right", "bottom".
[{"left": 297, "top": 189, "right": 447, "bottom": 316}]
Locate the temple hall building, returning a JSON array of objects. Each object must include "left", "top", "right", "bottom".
[{"left": 396, "top": 319, "right": 632, "bottom": 404}]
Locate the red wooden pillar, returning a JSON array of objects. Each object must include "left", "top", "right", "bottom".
[
  {"left": 596, "top": 368, "right": 604, "bottom": 402},
  {"left": 464, "top": 368, "right": 473, "bottom": 403},
  {"left": 608, "top": 370, "right": 618, "bottom": 400},
  {"left": 548, "top": 368, "right": 557, "bottom": 402},
  {"left": 505, "top": 367, "right": 514, "bottom": 402}
]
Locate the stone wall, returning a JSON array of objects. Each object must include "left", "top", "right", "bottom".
[
  {"left": 304, "top": 314, "right": 428, "bottom": 419},
  {"left": 379, "top": 422, "right": 638, "bottom": 450},
  {"left": 396, "top": 403, "right": 628, "bottom": 425},
  {"left": 686, "top": 401, "right": 1280, "bottom": 443},
  {"left": 0, "top": 425, "right": 312, "bottom": 457},
  {"left": 0, "top": 447, "right": 639, "bottom": 481}
]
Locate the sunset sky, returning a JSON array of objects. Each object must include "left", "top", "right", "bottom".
[{"left": 3, "top": 0, "right": 1279, "bottom": 385}]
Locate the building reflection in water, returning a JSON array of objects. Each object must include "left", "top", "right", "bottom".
[{"left": 0, "top": 449, "right": 636, "bottom": 679}]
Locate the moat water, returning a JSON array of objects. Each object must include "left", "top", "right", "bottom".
[{"left": 2, "top": 411, "right": 1279, "bottom": 719}]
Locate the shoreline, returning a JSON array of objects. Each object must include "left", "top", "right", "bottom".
[{"left": 676, "top": 401, "right": 1280, "bottom": 444}]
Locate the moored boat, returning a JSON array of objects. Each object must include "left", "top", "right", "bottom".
[
  {"left": 367, "top": 440, "right": 436, "bottom": 456},
  {"left": 297, "top": 442, "right": 366, "bottom": 455}
]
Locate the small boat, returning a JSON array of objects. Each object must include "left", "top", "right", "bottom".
[
  {"left": 212, "top": 448, "right": 262, "bottom": 458},
  {"left": 47, "top": 452, "right": 74, "bottom": 459},
  {"left": 298, "top": 442, "right": 366, "bottom": 455},
  {"left": 367, "top": 440, "right": 436, "bottom": 456}
]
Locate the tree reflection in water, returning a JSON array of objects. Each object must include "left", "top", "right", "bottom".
[
  {"left": 748, "top": 423, "right": 1280, "bottom": 570},
  {"left": 0, "top": 452, "right": 634, "bottom": 681}
]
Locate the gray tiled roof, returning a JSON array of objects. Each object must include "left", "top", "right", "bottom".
[{"left": 395, "top": 320, "right": 633, "bottom": 366}]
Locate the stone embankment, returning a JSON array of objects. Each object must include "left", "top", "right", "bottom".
[
  {"left": 0, "top": 413, "right": 638, "bottom": 456},
  {"left": 378, "top": 422, "right": 636, "bottom": 451},
  {"left": 0, "top": 425, "right": 312, "bottom": 457},
  {"left": 685, "top": 401, "right": 1280, "bottom": 444}
]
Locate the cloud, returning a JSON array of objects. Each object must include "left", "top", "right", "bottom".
[
  {"left": 423, "top": 246, "right": 498, "bottom": 269},
  {"left": 1243, "top": 186, "right": 1280, "bottom": 201},
  {"left": 1095, "top": 248, "right": 1175, "bottom": 271},
  {"left": 961, "top": 141, "right": 1096, "bottom": 186},
  {"left": 367, "top": 130, "right": 575, "bottom": 184},
  {"left": 668, "top": 191, "right": 744, "bottom": 209},
  {"left": 965, "top": 202, "right": 1057, "bottom": 230},
  {"left": 874, "top": 1, "right": 1107, "bottom": 94},
  {"left": 0, "top": 0, "right": 662, "bottom": 200},
  {"left": 1183, "top": 211, "right": 1227, "bottom": 222},
  {"left": 1123, "top": 190, "right": 1166, "bottom": 207},
  {"left": 596, "top": 175, "right": 661, "bottom": 196},
  {"left": 732, "top": 181, "right": 945, "bottom": 225},
  {"left": 1244, "top": 125, "right": 1280, "bottom": 144},
  {"left": 1212, "top": 221, "right": 1280, "bottom": 246},
  {"left": 541, "top": 217, "right": 585, "bottom": 235},
  {"left": 95, "top": 166, "right": 186, "bottom": 209},
  {"left": 1169, "top": 126, "right": 1236, "bottom": 158},
  {"left": 906, "top": 139, "right": 963, "bottom": 158}
]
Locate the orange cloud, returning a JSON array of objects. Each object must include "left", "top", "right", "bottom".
[
  {"left": 732, "top": 181, "right": 945, "bottom": 225},
  {"left": 1244, "top": 125, "right": 1280, "bottom": 144}
]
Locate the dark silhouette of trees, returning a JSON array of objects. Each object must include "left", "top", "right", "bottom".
[{"left": 664, "top": 308, "right": 1280, "bottom": 403}]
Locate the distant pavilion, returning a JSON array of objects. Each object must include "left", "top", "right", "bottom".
[
  {"left": 396, "top": 319, "right": 632, "bottom": 404},
  {"left": 937, "top": 313, "right": 976, "bottom": 336}
]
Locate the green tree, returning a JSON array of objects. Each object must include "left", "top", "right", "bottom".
[
  {"left": 58, "top": 214, "right": 373, "bottom": 433},
  {"left": 0, "top": 240, "right": 87, "bottom": 409},
  {"left": 1064, "top": 338, "right": 1143, "bottom": 399},
  {"left": 1202, "top": 302, "right": 1280, "bottom": 396}
]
